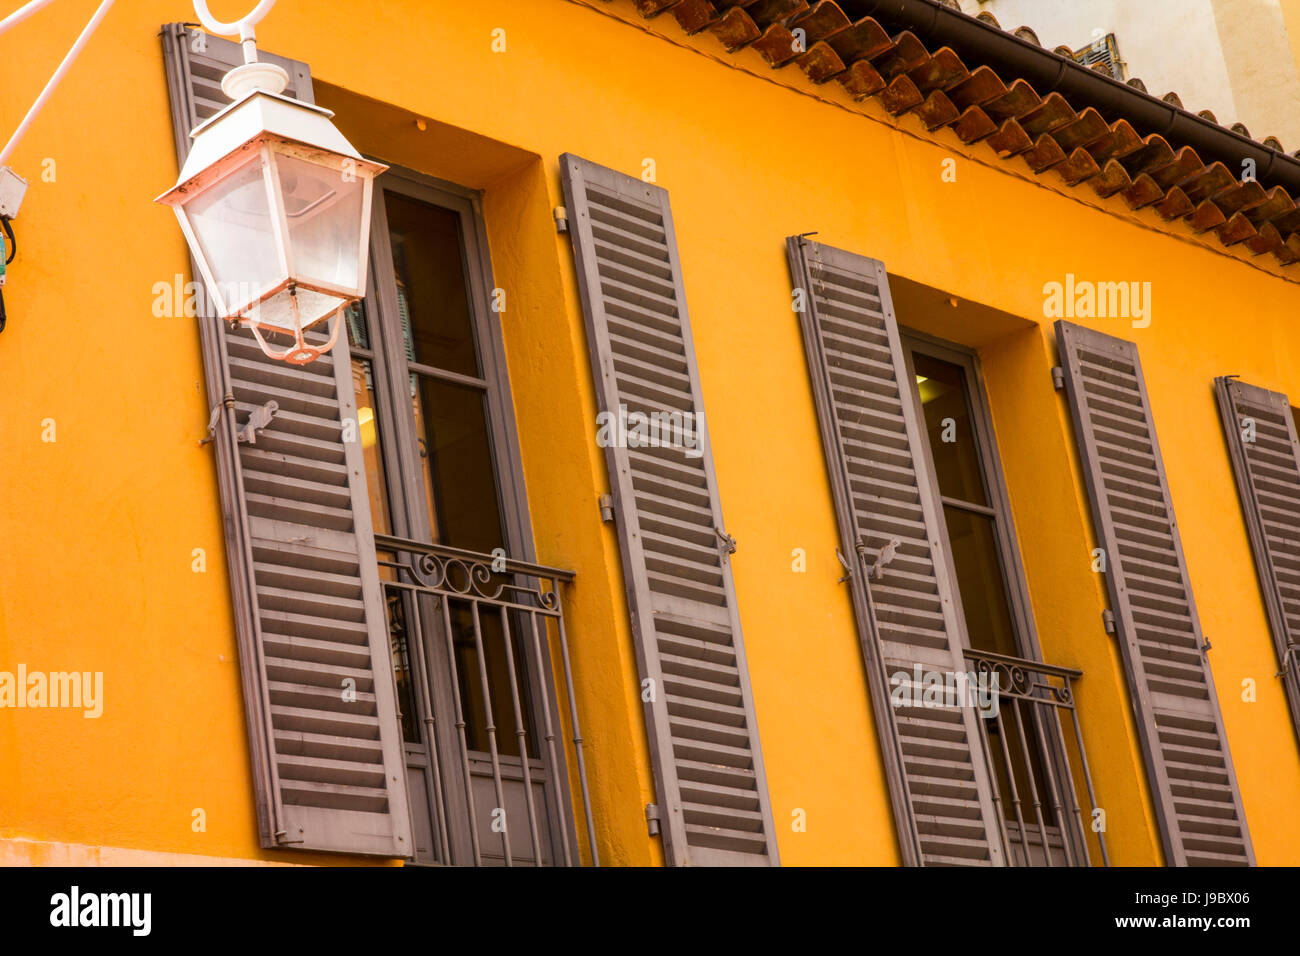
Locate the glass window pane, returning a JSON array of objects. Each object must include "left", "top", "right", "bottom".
[
  {"left": 385, "top": 192, "right": 479, "bottom": 377},
  {"left": 412, "top": 376, "right": 505, "bottom": 554},
  {"left": 450, "top": 601, "right": 537, "bottom": 759},
  {"left": 943, "top": 506, "right": 1018, "bottom": 659},
  {"left": 386, "top": 592, "right": 422, "bottom": 744},
  {"left": 349, "top": 356, "right": 394, "bottom": 538},
  {"left": 913, "top": 352, "right": 987, "bottom": 507}
]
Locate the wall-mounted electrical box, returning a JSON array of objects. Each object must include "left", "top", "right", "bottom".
[{"left": 0, "top": 166, "right": 28, "bottom": 219}]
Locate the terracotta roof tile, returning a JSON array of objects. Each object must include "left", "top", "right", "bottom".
[{"left": 622, "top": 0, "right": 1300, "bottom": 269}]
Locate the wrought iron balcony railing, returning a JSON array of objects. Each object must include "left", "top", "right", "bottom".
[
  {"left": 964, "top": 648, "right": 1109, "bottom": 867},
  {"left": 375, "top": 534, "right": 598, "bottom": 867}
]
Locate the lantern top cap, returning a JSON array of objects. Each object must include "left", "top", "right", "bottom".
[{"left": 155, "top": 90, "right": 385, "bottom": 206}]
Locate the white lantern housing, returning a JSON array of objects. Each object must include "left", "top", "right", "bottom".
[{"left": 158, "top": 74, "right": 386, "bottom": 365}]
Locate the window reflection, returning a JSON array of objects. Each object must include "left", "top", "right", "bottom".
[
  {"left": 385, "top": 193, "right": 479, "bottom": 377},
  {"left": 913, "top": 353, "right": 987, "bottom": 507}
]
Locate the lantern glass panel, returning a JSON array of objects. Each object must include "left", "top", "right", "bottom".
[
  {"left": 247, "top": 286, "right": 348, "bottom": 333},
  {"left": 186, "top": 157, "right": 283, "bottom": 314},
  {"left": 275, "top": 152, "right": 365, "bottom": 294}
]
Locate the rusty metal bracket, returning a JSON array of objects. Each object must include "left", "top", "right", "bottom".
[
  {"left": 835, "top": 548, "right": 852, "bottom": 583},
  {"left": 715, "top": 527, "right": 737, "bottom": 555},
  {"left": 199, "top": 392, "right": 236, "bottom": 446},
  {"left": 867, "top": 538, "right": 902, "bottom": 581},
  {"left": 1277, "top": 644, "right": 1299, "bottom": 678},
  {"left": 237, "top": 400, "right": 278, "bottom": 445}
]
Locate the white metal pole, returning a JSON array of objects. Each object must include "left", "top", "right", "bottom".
[
  {"left": 0, "top": 0, "right": 116, "bottom": 166},
  {"left": 0, "top": 0, "right": 58, "bottom": 38}
]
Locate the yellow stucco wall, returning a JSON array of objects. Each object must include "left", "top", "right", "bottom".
[{"left": 1, "top": 0, "right": 1299, "bottom": 865}]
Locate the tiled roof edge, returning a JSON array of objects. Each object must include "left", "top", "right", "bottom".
[{"left": 624, "top": 0, "right": 1300, "bottom": 269}]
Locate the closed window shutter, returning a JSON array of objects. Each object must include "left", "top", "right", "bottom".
[
  {"left": 1056, "top": 321, "right": 1252, "bottom": 866},
  {"left": 786, "top": 237, "right": 1005, "bottom": 867},
  {"left": 1214, "top": 376, "right": 1300, "bottom": 743},
  {"left": 560, "top": 154, "right": 778, "bottom": 866},
  {"left": 162, "top": 25, "right": 412, "bottom": 857}
]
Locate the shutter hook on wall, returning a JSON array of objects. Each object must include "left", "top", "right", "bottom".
[
  {"left": 715, "top": 527, "right": 737, "bottom": 555},
  {"left": 199, "top": 392, "right": 236, "bottom": 446},
  {"left": 1277, "top": 644, "right": 1299, "bottom": 678},
  {"left": 835, "top": 548, "right": 851, "bottom": 583}
]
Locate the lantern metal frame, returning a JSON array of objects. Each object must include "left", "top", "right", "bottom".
[{"left": 156, "top": 0, "right": 386, "bottom": 365}]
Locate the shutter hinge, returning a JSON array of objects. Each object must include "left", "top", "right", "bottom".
[
  {"left": 237, "top": 400, "right": 279, "bottom": 445},
  {"left": 867, "top": 538, "right": 902, "bottom": 581},
  {"left": 554, "top": 205, "right": 569, "bottom": 233},
  {"left": 645, "top": 802, "right": 661, "bottom": 837},
  {"left": 835, "top": 547, "right": 852, "bottom": 583},
  {"left": 1102, "top": 608, "right": 1116, "bottom": 634},
  {"left": 199, "top": 392, "right": 236, "bottom": 446},
  {"left": 715, "top": 527, "right": 737, "bottom": 555},
  {"left": 598, "top": 493, "right": 615, "bottom": 523},
  {"left": 1051, "top": 366, "right": 1066, "bottom": 391}
]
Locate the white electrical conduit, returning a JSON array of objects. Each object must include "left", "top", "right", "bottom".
[
  {"left": 0, "top": 0, "right": 117, "bottom": 166},
  {"left": 0, "top": 0, "right": 58, "bottom": 36}
]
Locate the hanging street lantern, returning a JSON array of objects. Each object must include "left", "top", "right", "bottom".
[{"left": 156, "top": 0, "right": 386, "bottom": 365}]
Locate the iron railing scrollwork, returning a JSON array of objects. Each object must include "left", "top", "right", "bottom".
[
  {"left": 374, "top": 533, "right": 598, "bottom": 867},
  {"left": 963, "top": 648, "right": 1109, "bottom": 867}
]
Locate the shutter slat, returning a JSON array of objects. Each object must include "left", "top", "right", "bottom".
[
  {"left": 563, "top": 154, "right": 779, "bottom": 866},
  {"left": 1214, "top": 375, "right": 1300, "bottom": 749},
  {"left": 787, "top": 237, "right": 1005, "bottom": 867},
  {"left": 1057, "top": 322, "right": 1252, "bottom": 866},
  {"left": 163, "top": 24, "right": 412, "bottom": 857}
]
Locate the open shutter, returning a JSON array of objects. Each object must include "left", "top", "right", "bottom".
[
  {"left": 1056, "top": 321, "right": 1252, "bottom": 866},
  {"left": 162, "top": 24, "right": 412, "bottom": 857},
  {"left": 561, "top": 154, "right": 778, "bottom": 866},
  {"left": 1214, "top": 376, "right": 1300, "bottom": 743},
  {"left": 786, "top": 237, "right": 1005, "bottom": 867}
]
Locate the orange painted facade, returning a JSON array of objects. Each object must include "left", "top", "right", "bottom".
[{"left": 0, "top": 0, "right": 1298, "bottom": 865}]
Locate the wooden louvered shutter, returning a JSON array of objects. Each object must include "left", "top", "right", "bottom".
[
  {"left": 1056, "top": 321, "right": 1252, "bottom": 866},
  {"left": 162, "top": 24, "right": 412, "bottom": 857},
  {"left": 786, "top": 237, "right": 1005, "bottom": 867},
  {"left": 1214, "top": 376, "right": 1300, "bottom": 743},
  {"left": 561, "top": 154, "right": 778, "bottom": 866}
]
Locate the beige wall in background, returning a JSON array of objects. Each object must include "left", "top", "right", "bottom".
[
  {"left": 964, "top": 0, "right": 1300, "bottom": 149},
  {"left": 1211, "top": 0, "right": 1300, "bottom": 147}
]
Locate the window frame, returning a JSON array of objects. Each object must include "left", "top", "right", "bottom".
[
  {"left": 361, "top": 166, "right": 537, "bottom": 563},
  {"left": 354, "top": 164, "right": 571, "bottom": 864}
]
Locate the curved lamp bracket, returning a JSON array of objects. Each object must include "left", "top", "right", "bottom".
[
  {"left": 191, "top": 0, "right": 277, "bottom": 43},
  {"left": 191, "top": 0, "right": 287, "bottom": 97}
]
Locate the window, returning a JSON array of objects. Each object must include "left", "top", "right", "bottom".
[
  {"left": 1072, "top": 33, "right": 1124, "bottom": 81},
  {"left": 350, "top": 168, "right": 562, "bottom": 865},
  {"left": 902, "top": 336, "right": 1034, "bottom": 661},
  {"left": 902, "top": 333, "right": 1069, "bottom": 862}
]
